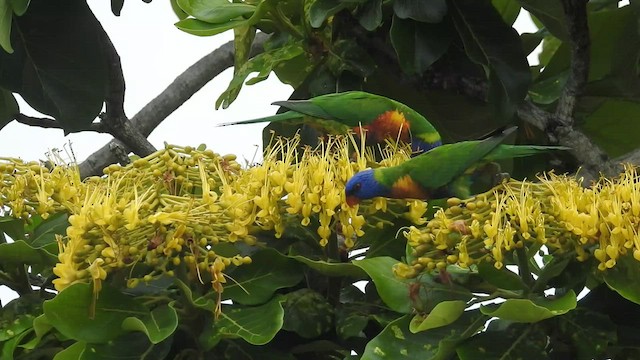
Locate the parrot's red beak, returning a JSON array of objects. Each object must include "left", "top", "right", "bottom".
[{"left": 346, "top": 195, "right": 360, "bottom": 207}]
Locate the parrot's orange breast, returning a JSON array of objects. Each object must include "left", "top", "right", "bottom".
[
  {"left": 390, "top": 175, "right": 428, "bottom": 200},
  {"left": 353, "top": 110, "right": 411, "bottom": 143}
]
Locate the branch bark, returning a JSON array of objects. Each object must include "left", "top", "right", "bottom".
[
  {"left": 555, "top": 0, "right": 590, "bottom": 126},
  {"left": 78, "top": 32, "right": 269, "bottom": 178},
  {"left": 540, "top": 0, "right": 620, "bottom": 183}
]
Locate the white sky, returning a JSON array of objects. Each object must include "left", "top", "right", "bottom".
[{"left": 0, "top": 3, "right": 537, "bottom": 303}]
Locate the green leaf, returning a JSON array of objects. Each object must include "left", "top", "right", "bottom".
[
  {"left": 52, "top": 341, "right": 85, "bottom": 360},
  {"left": 517, "top": 0, "right": 568, "bottom": 40},
  {"left": 335, "top": 306, "right": 369, "bottom": 340},
  {"left": 0, "top": 240, "right": 57, "bottom": 266},
  {"left": 111, "top": 0, "right": 125, "bottom": 16},
  {"left": 480, "top": 290, "right": 577, "bottom": 322},
  {"left": 477, "top": 260, "right": 527, "bottom": 291},
  {"left": 353, "top": 257, "right": 412, "bottom": 313},
  {"left": 521, "top": 32, "right": 544, "bottom": 57},
  {"left": 362, "top": 311, "right": 487, "bottom": 360},
  {"left": 538, "top": 35, "right": 562, "bottom": 67},
  {"left": 580, "top": 98, "right": 640, "bottom": 158},
  {"left": 121, "top": 303, "right": 178, "bottom": 344},
  {"left": 0, "top": 0, "right": 109, "bottom": 133},
  {"left": 229, "top": 25, "right": 256, "bottom": 104},
  {"left": 0, "top": 1, "right": 12, "bottom": 53},
  {"left": 216, "top": 40, "right": 305, "bottom": 109},
  {"left": 29, "top": 212, "right": 69, "bottom": 249},
  {"left": 291, "top": 255, "right": 366, "bottom": 278},
  {"left": 557, "top": 308, "right": 617, "bottom": 360},
  {"left": 358, "top": 0, "right": 382, "bottom": 31},
  {"left": 528, "top": 71, "right": 568, "bottom": 104},
  {"left": 0, "top": 314, "right": 34, "bottom": 341},
  {"left": 170, "top": 0, "right": 189, "bottom": 19},
  {"left": 0, "top": 88, "right": 18, "bottom": 130},
  {"left": 308, "top": 0, "right": 346, "bottom": 28},
  {"left": 406, "top": 277, "right": 474, "bottom": 314},
  {"left": 174, "top": 278, "right": 217, "bottom": 311},
  {"left": 393, "top": 0, "right": 447, "bottom": 23},
  {"left": 31, "top": 314, "right": 53, "bottom": 348},
  {"left": 327, "top": 39, "right": 376, "bottom": 78},
  {"left": 177, "top": 0, "right": 255, "bottom": 23},
  {"left": 9, "top": 0, "right": 30, "bottom": 16},
  {"left": 282, "top": 289, "right": 333, "bottom": 338},
  {"left": 43, "top": 283, "right": 147, "bottom": 343},
  {"left": 539, "top": 6, "right": 639, "bottom": 85},
  {"left": 409, "top": 300, "right": 466, "bottom": 332},
  {"left": 603, "top": 255, "right": 640, "bottom": 304},
  {"left": 175, "top": 17, "right": 248, "bottom": 36},
  {"left": 223, "top": 248, "right": 303, "bottom": 305},
  {"left": 492, "top": 0, "right": 520, "bottom": 25},
  {"left": 83, "top": 332, "right": 173, "bottom": 359},
  {"left": 390, "top": 15, "right": 452, "bottom": 75},
  {"left": 0, "top": 215, "right": 24, "bottom": 241},
  {"left": 457, "top": 322, "right": 550, "bottom": 360},
  {"left": 451, "top": 0, "right": 531, "bottom": 121},
  {"left": 200, "top": 296, "right": 285, "bottom": 349},
  {"left": 1, "top": 328, "right": 32, "bottom": 360}
]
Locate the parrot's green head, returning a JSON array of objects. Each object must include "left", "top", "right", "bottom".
[{"left": 345, "top": 169, "right": 390, "bottom": 206}]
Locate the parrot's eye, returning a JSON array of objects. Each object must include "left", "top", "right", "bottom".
[{"left": 353, "top": 183, "right": 362, "bottom": 192}]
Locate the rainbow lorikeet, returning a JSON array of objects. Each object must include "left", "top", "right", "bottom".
[
  {"left": 344, "top": 127, "right": 567, "bottom": 206},
  {"left": 218, "top": 91, "right": 442, "bottom": 154}
]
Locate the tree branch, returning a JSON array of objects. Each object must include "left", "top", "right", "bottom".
[
  {"left": 555, "top": 0, "right": 590, "bottom": 126},
  {"left": 78, "top": 32, "right": 269, "bottom": 178}
]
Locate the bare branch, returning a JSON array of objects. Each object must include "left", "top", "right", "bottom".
[
  {"left": 78, "top": 33, "right": 269, "bottom": 178},
  {"left": 555, "top": 0, "right": 590, "bottom": 126}
]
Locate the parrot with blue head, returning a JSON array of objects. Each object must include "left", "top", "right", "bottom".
[{"left": 344, "top": 127, "right": 567, "bottom": 206}]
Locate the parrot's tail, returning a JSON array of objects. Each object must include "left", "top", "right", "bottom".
[
  {"left": 486, "top": 145, "right": 570, "bottom": 161},
  {"left": 217, "top": 111, "right": 301, "bottom": 127}
]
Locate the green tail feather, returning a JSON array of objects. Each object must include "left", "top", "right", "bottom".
[
  {"left": 486, "top": 145, "right": 569, "bottom": 161},
  {"left": 217, "top": 111, "right": 302, "bottom": 127}
]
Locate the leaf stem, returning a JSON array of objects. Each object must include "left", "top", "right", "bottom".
[
  {"left": 271, "top": 4, "right": 304, "bottom": 39},
  {"left": 467, "top": 289, "right": 522, "bottom": 307},
  {"left": 515, "top": 247, "right": 535, "bottom": 293},
  {"left": 326, "top": 232, "right": 342, "bottom": 306}
]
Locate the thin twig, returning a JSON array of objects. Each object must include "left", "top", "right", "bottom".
[{"left": 15, "top": 114, "right": 105, "bottom": 132}]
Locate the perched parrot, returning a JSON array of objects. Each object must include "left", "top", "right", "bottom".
[
  {"left": 218, "top": 91, "right": 442, "bottom": 154},
  {"left": 344, "top": 127, "right": 567, "bottom": 206}
]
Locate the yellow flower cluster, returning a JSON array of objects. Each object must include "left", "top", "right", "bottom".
[
  {"left": 0, "top": 135, "right": 428, "bottom": 299},
  {"left": 394, "top": 165, "right": 640, "bottom": 279},
  {"left": 0, "top": 146, "right": 252, "bottom": 297},
  {"left": 0, "top": 157, "right": 81, "bottom": 219}
]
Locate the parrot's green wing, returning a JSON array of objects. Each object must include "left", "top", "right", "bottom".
[
  {"left": 377, "top": 127, "right": 517, "bottom": 190},
  {"left": 275, "top": 92, "right": 392, "bottom": 126}
]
